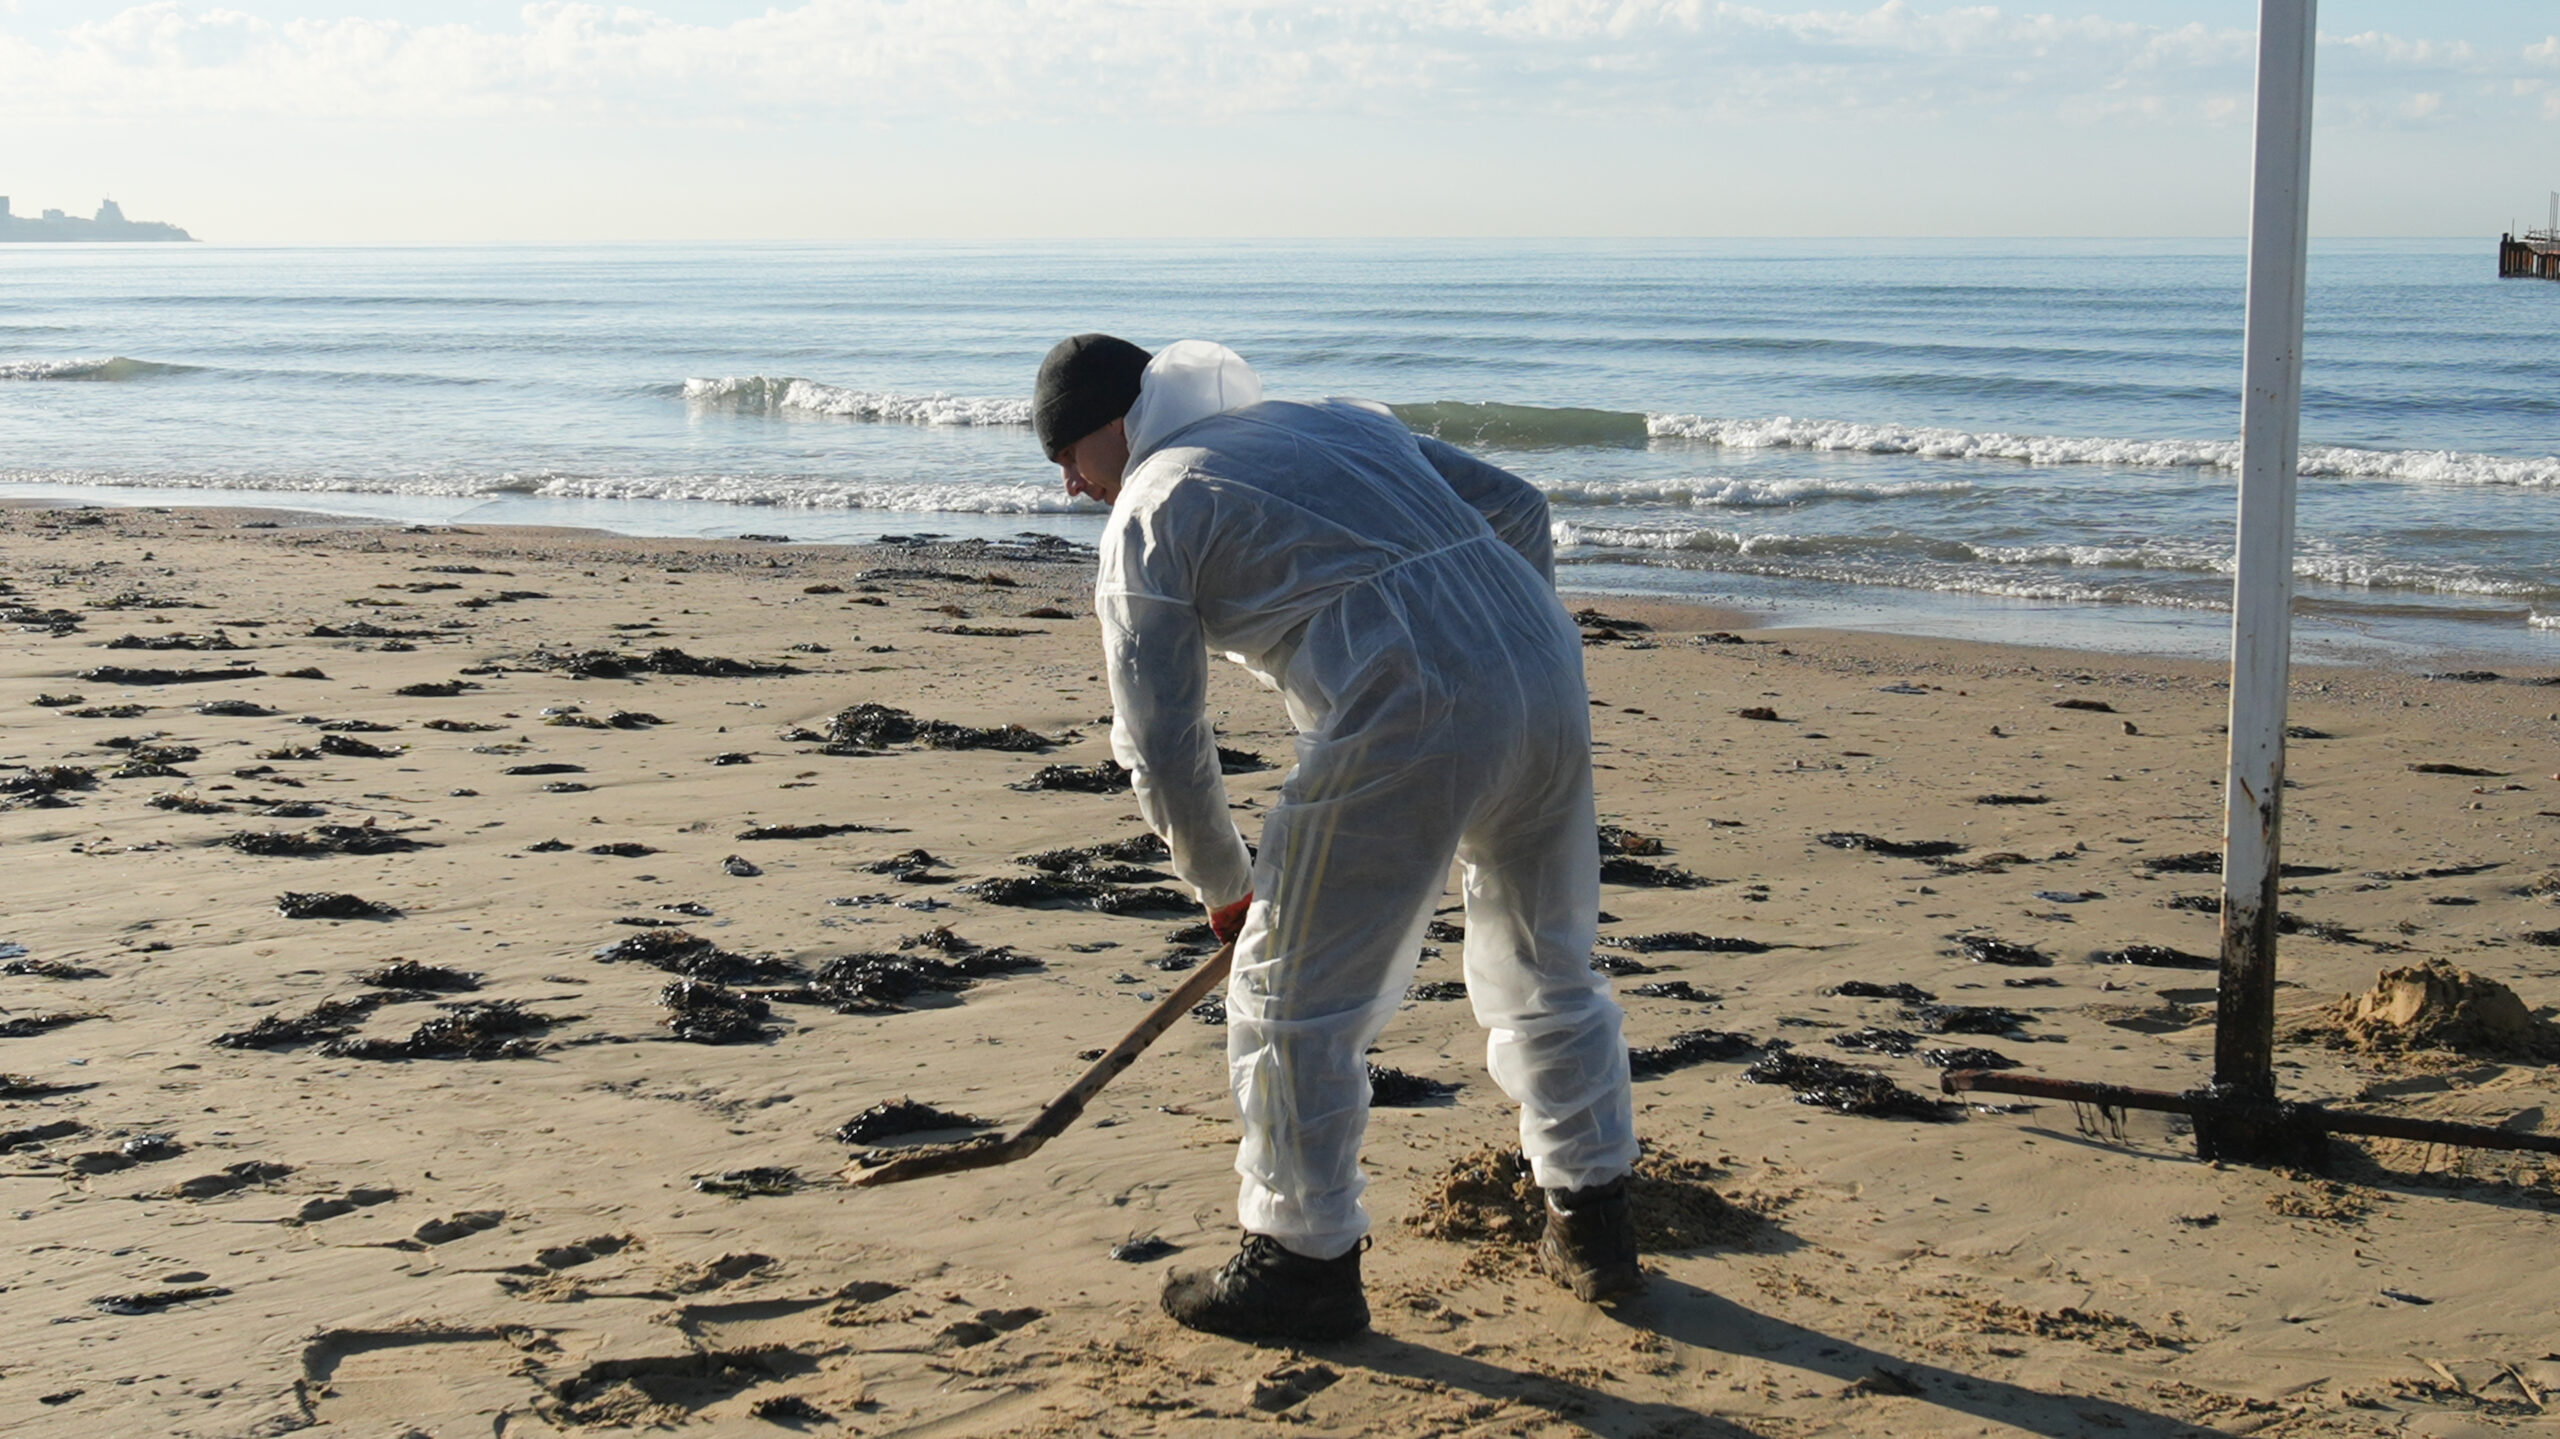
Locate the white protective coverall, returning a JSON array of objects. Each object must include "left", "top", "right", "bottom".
[{"left": 1097, "top": 341, "right": 1639, "bottom": 1261}]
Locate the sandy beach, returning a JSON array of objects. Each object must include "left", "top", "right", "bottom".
[{"left": 5, "top": 497, "right": 2559, "bottom": 1438}]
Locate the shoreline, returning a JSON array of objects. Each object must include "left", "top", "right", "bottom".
[
  {"left": 9, "top": 488, "right": 2559, "bottom": 674},
  {"left": 6, "top": 500, "right": 2560, "bottom": 1436}
]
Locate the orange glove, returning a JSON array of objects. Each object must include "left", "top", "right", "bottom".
[{"left": 1208, "top": 894, "right": 1253, "bottom": 945}]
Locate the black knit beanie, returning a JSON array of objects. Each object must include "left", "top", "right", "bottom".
[{"left": 1034, "top": 333, "right": 1151, "bottom": 460}]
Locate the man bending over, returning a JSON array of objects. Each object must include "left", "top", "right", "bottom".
[{"left": 1034, "top": 333, "right": 1642, "bottom": 1342}]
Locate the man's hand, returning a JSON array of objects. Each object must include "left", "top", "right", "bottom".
[{"left": 1209, "top": 894, "right": 1253, "bottom": 945}]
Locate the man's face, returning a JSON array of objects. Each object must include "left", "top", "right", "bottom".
[{"left": 1059, "top": 418, "right": 1131, "bottom": 506}]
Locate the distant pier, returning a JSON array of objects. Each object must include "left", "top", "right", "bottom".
[
  {"left": 2499, "top": 231, "right": 2559, "bottom": 280},
  {"left": 2501, "top": 191, "right": 2560, "bottom": 280}
]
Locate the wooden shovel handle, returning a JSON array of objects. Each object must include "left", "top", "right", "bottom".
[
  {"left": 1016, "top": 937, "right": 1235, "bottom": 1146},
  {"left": 848, "top": 936, "right": 1235, "bottom": 1187}
]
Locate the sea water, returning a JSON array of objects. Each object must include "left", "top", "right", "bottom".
[{"left": 4, "top": 239, "right": 2556, "bottom": 664}]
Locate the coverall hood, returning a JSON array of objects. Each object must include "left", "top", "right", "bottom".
[{"left": 1124, "top": 340, "right": 1264, "bottom": 466}]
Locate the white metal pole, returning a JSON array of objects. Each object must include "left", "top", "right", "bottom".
[{"left": 2208, "top": 0, "right": 2318, "bottom": 1147}]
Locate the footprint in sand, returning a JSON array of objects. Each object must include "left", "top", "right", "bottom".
[
  {"left": 411, "top": 1209, "right": 505, "bottom": 1245},
  {"left": 289, "top": 1185, "right": 399, "bottom": 1224}
]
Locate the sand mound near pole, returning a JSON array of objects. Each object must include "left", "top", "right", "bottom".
[
  {"left": 2293, "top": 959, "right": 2560, "bottom": 1061},
  {"left": 1404, "top": 1145, "right": 1759, "bottom": 1252}
]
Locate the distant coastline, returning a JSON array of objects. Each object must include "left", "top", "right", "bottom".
[{"left": 0, "top": 195, "right": 192, "bottom": 242}]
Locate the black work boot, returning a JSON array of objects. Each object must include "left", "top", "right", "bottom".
[
  {"left": 1538, "top": 1176, "right": 1646, "bottom": 1302},
  {"left": 1160, "top": 1233, "right": 1370, "bottom": 1342}
]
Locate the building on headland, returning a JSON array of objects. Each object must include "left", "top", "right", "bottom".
[
  {"left": 2500, "top": 190, "right": 2560, "bottom": 280},
  {"left": 0, "top": 195, "right": 195, "bottom": 242}
]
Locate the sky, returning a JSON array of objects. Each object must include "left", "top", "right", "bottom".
[{"left": 0, "top": 2, "right": 2552, "bottom": 241}]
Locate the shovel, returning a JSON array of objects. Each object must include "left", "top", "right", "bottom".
[{"left": 845, "top": 936, "right": 1235, "bottom": 1187}]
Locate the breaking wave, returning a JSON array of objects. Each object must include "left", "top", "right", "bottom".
[
  {"left": 2, "top": 355, "right": 199, "bottom": 381},
  {"left": 0, "top": 467, "right": 1083, "bottom": 514},
  {"left": 1555, "top": 522, "right": 2560, "bottom": 601},
  {"left": 1540, "top": 476, "right": 1972, "bottom": 508},
  {"left": 683, "top": 375, "right": 1031, "bottom": 426},
  {"left": 1643, "top": 413, "right": 2560, "bottom": 489}
]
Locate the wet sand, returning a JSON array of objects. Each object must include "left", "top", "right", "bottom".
[{"left": 4, "top": 499, "right": 2559, "bottom": 1437}]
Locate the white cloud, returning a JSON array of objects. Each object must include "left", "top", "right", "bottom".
[{"left": 0, "top": 1, "right": 2535, "bottom": 133}]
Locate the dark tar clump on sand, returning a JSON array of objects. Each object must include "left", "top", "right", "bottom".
[
  {"left": 835, "top": 1098, "right": 992, "bottom": 1144},
  {"left": 1367, "top": 1064, "right": 1458, "bottom": 1106},
  {"left": 320, "top": 1001, "right": 570, "bottom": 1060},
  {"left": 1744, "top": 1051, "right": 1958, "bottom": 1121},
  {"left": 276, "top": 892, "right": 398, "bottom": 920},
  {"left": 788, "top": 702, "right": 1061, "bottom": 755},
  {"left": 658, "top": 979, "right": 773, "bottom": 1044},
  {"left": 1819, "top": 832, "right": 1966, "bottom": 860},
  {"left": 1629, "top": 1029, "right": 1772, "bottom": 1078}
]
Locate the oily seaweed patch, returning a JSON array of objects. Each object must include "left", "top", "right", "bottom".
[
  {"left": 790, "top": 702, "right": 1061, "bottom": 754},
  {"left": 213, "top": 994, "right": 405, "bottom": 1050},
  {"left": 1408, "top": 980, "right": 1469, "bottom": 1001},
  {"left": 526, "top": 647, "right": 801, "bottom": 680},
  {"left": 735, "top": 822, "right": 891, "bottom": 841},
  {"left": 864, "top": 848, "right": 951, "bottom": 881},
  {"left": 775, "top": 944, "right": 1011, "bottom": 1014},
  {"left": 2142, "top": 850, "right": 2328, "bottom": 878},
  {"left": 221, "top": 825, "right": 426, "bottom": 857},
  {"left": 1742, "top": 1051, "right": 1958, "bottom": 1121},
  {"left": 81, "top": 665, "right": 266, "bottom": 686},
  {"left": 1626, "top": 980, "right": 1718, "bottom": 1003},
  {"left": 1405, "top": 1145, "right": 1758, "bottom": 1251},
  {"left": 2, "top": 765, "right": 97, "bottom": 799},
  {"left": 2092, "top": 944, "right": 2217, "bottom": 970},
  {"left": 1828, "top": 981, "right": 1936, "bottom": 1002},
  {"left": 321, "top": 1001, "right": 569, "bottom": 1060},
  {"left": 1599, "top": 857, "right": 1711, "bottom": 889},
  {"left": 1590, "top": 953, "right": 1658, "bottom": 977},
  {"left": 1819, "top": 832, "right": 1966, "bottom": 860},
  {"left": 1830, "top": 1027, "right": 1920, "bottom": 1056},
  {"left": 1628, "top": 1029, "right": 1773, "bottom": 1078},
  {"left": 1905, "top": 1003, "right": 2031, "bottom": 1036},
  {"left": 1009, "top": 760, "right": 1133, "bottom": 794},
  {"left": 1600, "top": 932, "right": 1770, "bottom": 955},
  {"left": 316, "top": 734, "right": 399, "bottom": 759},
  {"left": 1954, "top": 935, "right": 2051, "bottom": 968},
  {"left": 655, "top": 972, "right": 762, "bottom": 1039},
  {"left": 835, "top": 1099, "right": 993, "bottom": 1144},
  {"left": 592, "top": 928, "right": 798, "bottom": 985},
  {"left": 1922, "top": 1046, "right": 2019, "bottom": 1070},
  {"left": 0, "top": 1013, "right": 103, "bottom": 1039},
  {"left": 1, "top": 957, "right": 105, "bottom": 979},
  {"left": 1368, "top": 1065, "right": 1458, "bottom": 1106},
  {"left": 276, "top": 892, "right": 398, "bottom": 921},
  {"left": 147, "top": 791, "right": 232, "bottom": 814},
  {"left": 1022, "top": 834, "right": 1171, "bottom": 871},
  {"left": 693, "top": 1167, "right": 799, "bottom": 1197},
  {"left": 357, "top": 960, "right": 481, "bottom": 991},
  {"left": 1597, "top": 824, "right": 1667, "bottom": 856},
  {"left": 957, "top": 873, "right": 1193, "bottom": 915},
  {"left": 93, "top": 1286, "right": 231, "bottom": 1315}
]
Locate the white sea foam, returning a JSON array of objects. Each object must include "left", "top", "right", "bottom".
[
  {"left": 1557, "top": 521, "right": 2557, "bottom": 601},
  {"left": 1643, "top": 414, "right": 2560, "bottom": 489},
  {"left": 683, "top": 375, "right": 1031, "bottom": 427},
  {"left": 0, "top": 467, "right": 1087, "bottom": 515},
  {"left": 1540, "top": 476, "right": 1972, "bottom": 508},
  {"left": 1, "top": 355, "right": 198, "bottom": 381}
]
